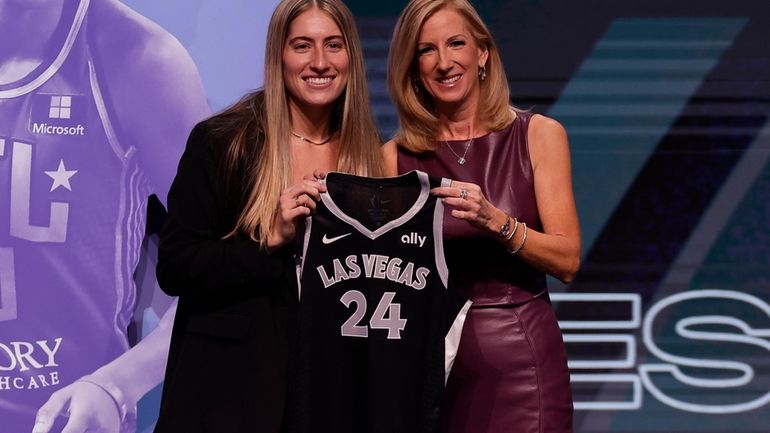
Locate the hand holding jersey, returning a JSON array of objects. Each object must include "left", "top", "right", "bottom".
[
  {"left": 431, "top": 180, "right": 501, "bottom": 232},
  {"left": 268, "top": 170, "right": 327, "bottom": 252}
]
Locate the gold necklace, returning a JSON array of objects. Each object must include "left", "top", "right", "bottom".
[
  {"left": 444, "top": 137, "right": 474, "bottom": 165},
  {"left": 290, "top": 130, "right": 334, "bottom": 145}
]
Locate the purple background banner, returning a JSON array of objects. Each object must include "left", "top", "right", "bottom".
[{"left": 1, "top": 1, "right": 276, "bottom": 432}]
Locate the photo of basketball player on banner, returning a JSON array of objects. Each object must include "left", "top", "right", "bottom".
[{"left": 0, "top": 0, "right": 209, "bottom": 432}]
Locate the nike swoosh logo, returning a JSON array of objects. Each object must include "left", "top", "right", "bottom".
[{"left": 322, "top": 233, "right": 352, "bottom": 244}]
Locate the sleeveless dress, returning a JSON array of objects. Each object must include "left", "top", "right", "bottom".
[
  {"left": 1, "top": 1, "right": 151, "bottom": 431},
  {"left": 398, "top": 112, "right": 573, "bottom": 433}
]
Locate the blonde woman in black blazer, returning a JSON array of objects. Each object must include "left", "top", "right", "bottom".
[{"left": 153, "top": 1, "right": 383, "bottom": 431}]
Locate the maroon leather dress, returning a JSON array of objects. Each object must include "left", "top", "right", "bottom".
[{"left": 398, "top": 112, "right": 573, "bottom": 433}]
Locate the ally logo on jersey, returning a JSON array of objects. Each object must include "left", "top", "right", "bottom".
[{"left": 28, "top": 94, "right": 87, "bottom": 137}]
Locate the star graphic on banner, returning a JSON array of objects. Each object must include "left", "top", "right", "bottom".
[{"left": 44, "top": 160, "right": 78, "bottom": 192}]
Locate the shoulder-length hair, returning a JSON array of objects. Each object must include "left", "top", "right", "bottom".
[
  {"left": 221, "top": 0, "right": 383, "bottom": 246},
  {"left": 388, "top": 0, "right": 515, "bottom": 153}
]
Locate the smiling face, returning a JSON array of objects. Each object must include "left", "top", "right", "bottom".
[
  {"left": 282, "top": 7, "right": 349, "bottom": 118},
  {"left": 415, "top": 7, "right": 488, "bottom": 114}
]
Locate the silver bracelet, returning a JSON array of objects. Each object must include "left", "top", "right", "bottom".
[
  {"left": 76, "top": 375, "right": 130, "bottom": 422},
  {"left": 510, "top": 222, "right": 527, "bottom": 254}
]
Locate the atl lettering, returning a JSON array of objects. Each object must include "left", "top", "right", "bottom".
[{"left": 0, "top": 137, "right": 69, "bottom": 243}]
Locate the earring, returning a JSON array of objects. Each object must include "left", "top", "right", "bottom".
[
  {"left": 412, "top": 78, "right": 421, "bottom": 94},
  {"left": 478, "top": 65, "right": 487, "bottom": 81}
]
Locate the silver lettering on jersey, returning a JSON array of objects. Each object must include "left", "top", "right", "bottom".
[
  {"left": 316, "top": 254, "right": 430, "bottom": 290},
  {"left": 31, "top": 123, "right": 86, "bottom": 136},
  {"left": 346, "top": 255, "right": 361, "bottom": 279},
  {"left": 10, "top": 142, "right": 68, "bottom": 242},
  {"left": 400, "top": 232, "right": 426, "bottom": 247}
]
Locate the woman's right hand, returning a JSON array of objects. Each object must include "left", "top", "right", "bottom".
[
  {"left": 32, "top": 380, "right": 121, "bottom": 433},
  {"left": 267, "top": 170, "right": 327, "bottom": 250}
]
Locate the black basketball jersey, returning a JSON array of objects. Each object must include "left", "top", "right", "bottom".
[{"left": 290, "top": 170, "right": 472, "bottom": 433}]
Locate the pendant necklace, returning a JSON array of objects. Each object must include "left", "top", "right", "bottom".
[
  {"left": 290, "top": 130, "right": 334, "bottom": 145},
  {"left": 444, "top": 136, "right": 474, "bottom": 165}
]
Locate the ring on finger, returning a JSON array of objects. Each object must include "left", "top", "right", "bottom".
[
  {"left": 295, "top": 197, "right": 301, "bottom": 207},
  {"left": 459, "top": 189, "right": 469, "bottom": 200}
]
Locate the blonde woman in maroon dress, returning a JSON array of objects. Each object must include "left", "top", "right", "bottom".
[{"left": 383, "top": 1, "right": 580, "bottom": 432}]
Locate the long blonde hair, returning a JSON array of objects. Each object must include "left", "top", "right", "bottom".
[
  {"left": 388, "top": 0, "right": 515, "bottom": 153},
  {"left": 223, "top": 0, "right": 382, "bottom": 246}
]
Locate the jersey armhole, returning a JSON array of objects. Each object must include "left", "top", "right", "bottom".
[
  {"left": 434, "top": 177, "right": 452, "bottom": 288},
  {"left": 296, "top": 215, "right": 314, "bottom": 300}
]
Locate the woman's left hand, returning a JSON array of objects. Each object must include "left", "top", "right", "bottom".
[{"left": 431, "top": 180, "right": 503, "bottom": 234}]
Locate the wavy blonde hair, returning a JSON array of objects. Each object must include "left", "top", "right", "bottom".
[
  {"left": 388, "top": 0, "right": 515, "bottom": 152},
  {"left": 222, "top": 0, "right": 383, "bottom": 246}
]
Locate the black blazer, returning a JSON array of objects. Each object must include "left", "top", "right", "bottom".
[{"left": 154, "top": 116, "right": 297, "bottom": 433}]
